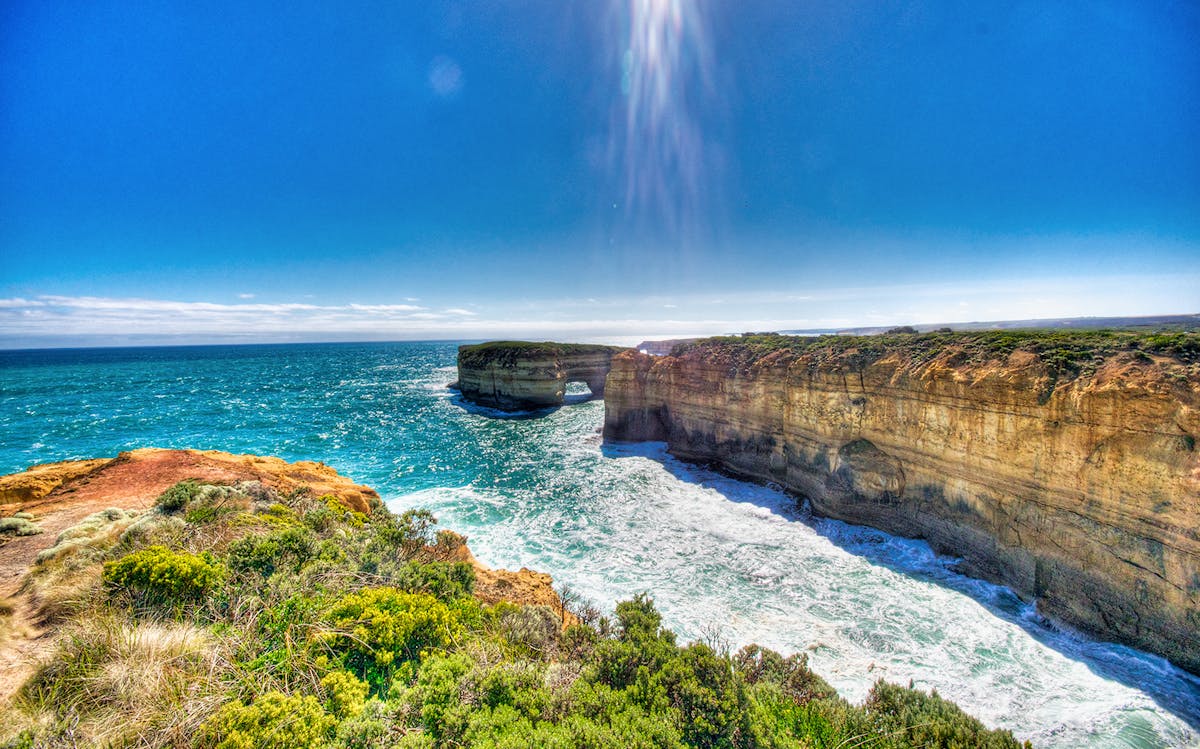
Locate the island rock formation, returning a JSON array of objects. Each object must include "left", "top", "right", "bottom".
[
  {"left": 603, "top": 335, "right": 1200, "bottom": 674},
  {"left": 456, "top": 341, "right": 628, "bottom": 410}
]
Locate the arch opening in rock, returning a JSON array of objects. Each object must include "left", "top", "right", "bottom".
[
  {"left": 563, "top": 380, "right": 595, "bottom": 404},
  {"left": 455, "top": 341, "right": 628, "bottom": 411}
]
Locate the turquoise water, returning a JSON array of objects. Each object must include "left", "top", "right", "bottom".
[{"left": 1, "top": 341, "right": 1197, "bottom": 748}]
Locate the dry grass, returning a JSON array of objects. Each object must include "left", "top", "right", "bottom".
[
  {"left": 6, "top": 613, "right": 232, "bottom": 748},
  {"left": 22, "top": 509, "right": 146, "bottom": 626}
]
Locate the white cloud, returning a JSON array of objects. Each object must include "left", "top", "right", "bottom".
[
  {"left": 347, "top": 303, "right": 425, "bottom": 312},
  {"left": 238, "top": 293, "right": 255, "bottom": 299},
  {"left": 0, "top": 271, "right": 1195, "bottom": 348}
]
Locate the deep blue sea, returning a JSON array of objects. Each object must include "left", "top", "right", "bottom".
[{"left": 1, "top": 341, "right": 1197, "bottom": 748}]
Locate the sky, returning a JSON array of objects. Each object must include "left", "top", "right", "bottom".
[{"left": 1, "top": 0, "right": 1198, "bottom": 347}]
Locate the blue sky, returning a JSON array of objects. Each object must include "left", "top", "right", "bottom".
[{"left": 1, "top": 0, "right": 1197, "bottom": 346}]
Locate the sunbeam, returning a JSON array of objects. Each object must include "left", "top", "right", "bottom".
[{"left": 613, "top": 0, "right": 715, "bottom": 242}]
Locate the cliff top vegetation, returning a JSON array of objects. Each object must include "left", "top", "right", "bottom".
[
  {"left": 458, "top": 341, "right": 628, "bottom": 368},
  {"left": 1, "top": 468, "right": 1028, "bottom": 748},
  {"left": 672, "top": 329, "right": 1200, "bottom": 377}
]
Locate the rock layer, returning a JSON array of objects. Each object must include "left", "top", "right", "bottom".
[
  {"left": 604, "top": 340, "right": 1200, "bottom": 674},
  {"left": 457, "top": 341, "right": 628, "bottom": 410}
]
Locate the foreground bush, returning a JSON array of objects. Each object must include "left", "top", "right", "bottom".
[
  {"left": 102, "top": 545, "right": 225, "bottom": 608},
  {"left": 327, "top": 587, "right": 464, "bottom": 692},
  {"left": 197, "top": 692, "right": 337, "bottom": 749}
]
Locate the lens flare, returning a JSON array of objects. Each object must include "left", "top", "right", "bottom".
[{"left": 613, "top": 0, "right": 715, "bottom": 242}]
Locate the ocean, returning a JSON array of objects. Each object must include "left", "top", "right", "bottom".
[{"left": 1, "top": 341, "right": 1197, "bottom": 748}]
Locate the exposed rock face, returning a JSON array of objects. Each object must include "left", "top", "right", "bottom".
[
  {"left": 457, "top": 341, "right": 628, "bottom": 410},
  {"left": 635, "top": 338, "right": 699, "bottom": 356},
  {"left": 604, "top": 340, "right": 1200, "bottom": 674},
  {"left": 0, "top": 448, "right": 381, "bottom": 518}
]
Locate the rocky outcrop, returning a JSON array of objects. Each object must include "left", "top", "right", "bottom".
[
  {"left": 0, "top": 448, "right": 381, "bottom": 518},
  {"left": 0, "top": 448, "right": 569, "bottom": 611},
  {"left": 604, "top": 336, "right": 1200, "bottom": 674},
  {"left": 635, "top": 338, "right": 699, "bottom": 356},
  {"left": 456, "top": 341, "right": 628, "bottom": 410}
]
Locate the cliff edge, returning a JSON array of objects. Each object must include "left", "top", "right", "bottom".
[
  {"left": 0, "top": 449, "right": 569, "bottom": 706},
  {"left": 456, "top": 341, "right": 628, "bottom": 410},
  {"left": 603, "top": 331, "right": 1200, "bottom": 674}
]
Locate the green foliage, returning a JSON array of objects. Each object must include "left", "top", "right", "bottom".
[
  {"left": 8, "top": 486, "right": 1031, "bottom": 749},
  {"left": 589, "top": 594, "right": 678, "bottom": 690},
  {"left": 155, "top": 480, "right": 201, "bottom": 513},
  {"left": 498, "top": 604, "right": 560, "bottom": 657},
  {"left": 734, "top": 644, "right": 836, "bottom": 703},
  {"left": 228, "top": 526, "right": 316, "bottom": 578},
  {"left": 102, "top": 545, "right": 224, "bottom": 607},
  {"left": 322, "top": 670, "right": 370, "bottom": 719},
  {"left": 333, "top": 698, "right": 403, "bottom": 749},
  {"left": 0, "top": 730, "right": 35, "bottom": 749},
  {"left": 653, "top": 643, "right": 745, "bottom": 748},
  {"left": 320, "top": 494, "right": 369, "bottom": 527},
  {"left": 405, "top": 652, "right": 475, "bottom": 744},
  {"left": 457, "top": 341, "right": 626, "bottom": 369},
  {"left": 0, "top": 516, "right": 42, "bottom": 537},
  {"left": 198, "top": 692, "right": 337, "bottom": 749},
  {"left": 393, "top": 560, "right": 475, "bottom": 600},
  {"left": 676, "top": 327, "right": 1200, "bottom": 376},
  {"left": 327, "top": 587, "right": 463, "bottom": 693},
  {"left": 863, "top": 680, "right": 1026, "bottom": 748}
]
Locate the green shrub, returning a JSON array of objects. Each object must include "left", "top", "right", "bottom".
[
  {"left": 863, "top": 680, "right": 1026, "bottom": 748},
  {"left": 589, "top": 595, "right": 677, "bottom": 690},
  {"left": 333, "top": 698, "right": 401, "bottom": 749},
  {"left": 394, "top": 560, "right": 475, "bottom": 600},
  {"left": 0, "top": 516, "right": 42, "bottom": 537},
  {"left": 155, "top": 480, "right": 201, "bottom": 513},
  {"left": 498, "top": 604, "right": 560, "bottom": 657},
  {"left": 405, "top": 652, "right": 475, "bottom": 743},
  {"left": 228, "top": 527, "right": 316, "bottom": 578},
  {"left": 197, "top": 692, "right": 337, "bottom": 749},
  {"left": 478, "top": 661, "right": 550, "bottom": 720},
  {"left": 327, "top": 587, "right": 463, "bottom": 692},
  {"left": 734, "top": 644, "right": 836, "bottom": 703},
  {"left": 319, "top": 494, "right": 368, "bottom": 527},
  {"left": 321, "top": 669, "right": 370, "bottom": 720},
  {"left": 102, "top": 545, "right": 224, "bottom": 607},
  {"left": 653, "top": 643, "right": 745, "bottom": 749}
]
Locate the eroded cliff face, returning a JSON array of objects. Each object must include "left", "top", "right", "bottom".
[
  {"left": 604, "top": 341, "right": 1200, "bottom": 673},
  {"left": 456, "top": 341, "right": 628, "bottom": 410}
]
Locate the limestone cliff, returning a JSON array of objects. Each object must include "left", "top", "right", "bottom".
[
  {"left": 456, "top": 341, "right": 628, "bottom": 410},
  {"left": 603, "top": 332, "right": 1200, "bottom": 674}
]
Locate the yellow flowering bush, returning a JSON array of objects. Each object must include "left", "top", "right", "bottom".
[
  {"left": 102, "top": 545, "right": 224, "bottom": 607},
  {"left": 327, "top": 587, "right": 462, "bottom": 691},
  {"left": 197, "top": 692, "right": 336, "bottom": 749}
]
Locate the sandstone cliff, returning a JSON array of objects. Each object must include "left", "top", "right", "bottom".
[
  {"left": 456, "top": 341, "right": 628, "bottom": 410},
  {"left": 603, "top": 332, "right": 1200, "bottom": 674}
]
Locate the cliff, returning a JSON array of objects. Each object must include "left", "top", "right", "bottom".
[
  {"left": 603, "top": 331, "right": 1200, "bottom": 674},
  {"left": 456, "top": 341, "right": 628, "bottom": 410},
  {"left": 0, "top": 449, "right": 569, "bottom": 704},
  {"left": 635, "top": 338, "right": 699, "bottom": 356}
]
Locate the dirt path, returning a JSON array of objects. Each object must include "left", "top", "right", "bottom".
[{"left": 0, "top": 448, "right": 383, "bottom": 707}]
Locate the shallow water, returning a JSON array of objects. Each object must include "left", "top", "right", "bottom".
[{"left": 1, "top": 341, "right": 1197, "bottom": 747}]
